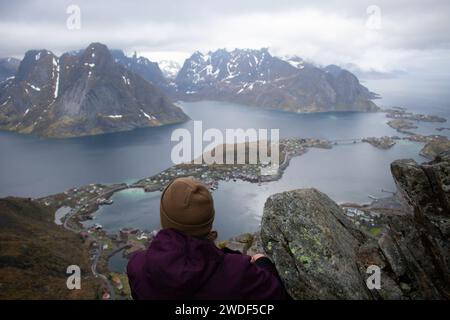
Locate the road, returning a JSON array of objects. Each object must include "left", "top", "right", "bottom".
[
  {"left": 62, "top": 185, "right": 127, "bottom": 300},
  {"left": 91, "top": 242, "right": 116, "bottom": 300}
]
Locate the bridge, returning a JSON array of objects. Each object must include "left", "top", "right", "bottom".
[{"left": 328, "top": 138, "right": 364, "bottom": 145}]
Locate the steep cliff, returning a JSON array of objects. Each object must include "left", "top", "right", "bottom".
[
  {"left": 0, "top": 43, "right": 189, "bottom": 138},
  {"left": 260, "top": 152, "right": 450, "bottom": 299}
]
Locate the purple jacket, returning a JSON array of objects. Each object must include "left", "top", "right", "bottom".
[{"left": 127, "top": 229, "right": 288, "bottom": 300}]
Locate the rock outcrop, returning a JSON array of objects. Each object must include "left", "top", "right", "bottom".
[
  {"left": 261, "top": 152, "right": 450, "bottom": 299},
  {"left": 419, "top": 137, "right": 450, "bottom": 159}
]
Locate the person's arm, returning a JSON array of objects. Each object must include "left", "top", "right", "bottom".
[
  {"left": 222, "top": 247, "right": 242, "bottom": 254},
  {"left": 236, "top": 254, "right": 291, "bottom": 299},
  {"left": 254, "top": 256, "right": 280, "bottom": 277}
]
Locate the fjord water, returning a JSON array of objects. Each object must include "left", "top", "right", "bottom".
[
  {"left": 1, "top": 76, "right": 449, "bottom": 239},
  {"left": 85, "top": 140, "right": 425, "bottom": 240},
  {"left": 0, "top": 101, "right": 403, "bottom": 198}
]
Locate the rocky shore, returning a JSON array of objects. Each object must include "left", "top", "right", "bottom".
[
  {"left": 387, "top": 119, "right": 418, "bottom": 134},
  {"left": 420, "top": 137, "right": 450, "bottom": 159},
  {"left": 385, "top": 107, "right": 447, "bottom": 123},
  {"left": 385, "top": 107, "right": 447, "bottom": 137},
  {"left": 362, "top": 136, "right": 396, "bottom": 149}
]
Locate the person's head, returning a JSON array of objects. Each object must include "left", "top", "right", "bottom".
[{"left": 160, "top": 177, "right": 216, "bottom": 239}]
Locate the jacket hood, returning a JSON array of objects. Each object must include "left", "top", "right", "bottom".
[{"left": 142, "top": 229, "right": 224, "bottom": 297}]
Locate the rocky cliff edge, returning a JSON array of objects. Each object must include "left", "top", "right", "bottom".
[{"left": 258, "top": 151, "right": 450, "bottom": 299}]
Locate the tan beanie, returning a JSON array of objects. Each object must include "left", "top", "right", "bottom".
[{"left": 160, "top": 177, "right": 215, "bottom": 237}]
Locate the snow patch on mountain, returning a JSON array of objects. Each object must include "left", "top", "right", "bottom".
[
  {"left": 159, "top": 60, "right": 181, "bottom": 79},
  {"left": 27, "top": 83, "right": 41, "bottom": 91},
  {"left": 53, "top": 57, "right": 60, "bottom": 99}
]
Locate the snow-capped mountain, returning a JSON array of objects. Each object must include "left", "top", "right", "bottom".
[
  {"left": 174, "top": 48, "right": 378, "bottom": 113},
  {"left": 158, "top": 60, "right": 181, "bottom": 79},
  {"left": 0, "top": 57, "right": 20, "bottom": 82},
  {"left": 0, "top": 43, "right": 188, "bottom": 138},
  {"left": 111, "top": 50, "right": 167, "bottom": 87}
]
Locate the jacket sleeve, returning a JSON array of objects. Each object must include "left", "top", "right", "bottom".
[
  {"left": 126, "top": 250, "right": 146, "bottom": 300},
  {"left": 255, "top": 257, "right": 280, "bottom": 277},
  {"left": 236, "top": 255, "right": 290, "bottom": 300}
]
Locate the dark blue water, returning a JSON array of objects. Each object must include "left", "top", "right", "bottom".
[{"left": 0, "top": 101, "right": 412, "bottom": 198}]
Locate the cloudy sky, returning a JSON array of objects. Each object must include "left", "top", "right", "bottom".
[{"left": 1, "top": 0, "right": 449, "bottom": 76}]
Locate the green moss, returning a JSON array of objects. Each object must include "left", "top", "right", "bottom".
[{"left": 369, "top": 227, "right": 382, "bottom": 237}]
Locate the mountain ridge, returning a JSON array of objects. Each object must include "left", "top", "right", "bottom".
[
  {"left": 173, "top": 48, "right": 378, "bottom": 113},
  {"left": 0, "top": 44, "right": 379, "bottom": 138},
  {"left": 0, "top": 43, "right": 189, "bottom": 138}
]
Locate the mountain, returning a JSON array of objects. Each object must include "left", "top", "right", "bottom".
[
  {"left": 158, "top": 60, "right": 181, "bottom": 79},
  {"left": 174, "top": 48, "right": 378, "bottom": 113},
  {"left": 0, "top": 57, "right": 20, "bottom": 82},
  {"left": 110, "top": 50, "right": 168, "bottom": 87},
  {"left": 0, "top": 43, "right": 189, "bottom": 138}
]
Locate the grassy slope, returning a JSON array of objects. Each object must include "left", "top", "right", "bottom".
[{"left": 0, "top": 197, "right": 100, "bottom": 299}]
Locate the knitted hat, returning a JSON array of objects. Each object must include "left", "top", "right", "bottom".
[{"left": 160, "top": 177, "right": 215, "bottom": 237}]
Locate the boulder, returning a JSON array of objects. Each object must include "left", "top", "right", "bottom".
[
  {"left": 260, "top": 151, "right": 450, "bottom": 299},
  {"left": 261, "top": 188, "right": 372, "bottom": 299}
]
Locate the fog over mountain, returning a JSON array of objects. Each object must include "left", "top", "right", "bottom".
[{"left": 1, "top": 0, "right": 449, "bottom": 79}]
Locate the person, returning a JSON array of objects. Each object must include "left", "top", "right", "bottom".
[{"left": 127, "top": 177, "right": 289, "bottom": 300}]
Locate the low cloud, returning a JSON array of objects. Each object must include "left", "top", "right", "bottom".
[{"left": 0, "top": 0, "right": 449, "bottom": 75}]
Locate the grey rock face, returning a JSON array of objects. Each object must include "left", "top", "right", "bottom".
[
  {"left": 261, "top": 188, "right": 372, "bottom": 299},
  {"left": 260, "top": 152, "right": 450, "bottom": 299},
  {"left": 0, "top": 43, "right": 189, "bottom": 138},
  {"left": 0, "top": 57, "right": 20, "bottom": 82},
  {"left": 377, "top": 153, "right": 450, "bottom": 299},
  {"left": 174, "top": 48, "right": 378, "bottom": 113},
  {"left": 111, "top": 50, "right": 168, "bottom": 88}
]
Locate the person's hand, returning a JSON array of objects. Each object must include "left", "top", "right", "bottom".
[{"left": 251, "top": 253, "right": 266, "bottom": 263}]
